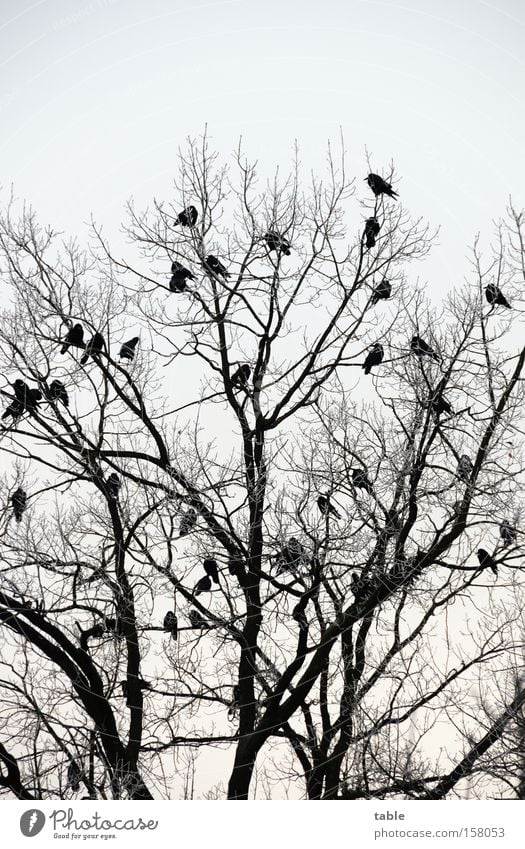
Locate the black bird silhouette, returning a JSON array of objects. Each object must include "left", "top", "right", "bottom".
[
  {"left": 81, "top": 332, "right": 105, "bottom": 365},
  {"left": 60, "top": 323, "right": 85, "bottom": 354},
  {"left": 277, "top": 537, "right": 305, "bottom": 573},
  {"left": 366, "top": 173, "right": 398, "bottom": 199},
  {"left": 119, "top": 336, "right": 139, "bottom": 361},
  {"left": 317, "top": 494, "right": 341, "bottom": 519},
  {"left": 371, "top": 278, "right": 392, "bottom": 305},
  {"left": 485, "top": 284, "right": 510, "bottom": 309},
  {"left": 351, "top": 571, "right": 374, "bottom": 598},
  {"left": 67, "top": 760, "right": 82, "bottom": 793},
  {"left": 228, "top": 555, "right": 246, "bottom": 584},
  {"left": 265, "top": 231, "right": 291, "bottom": 256},
  {"left": 48, "top": 380, "right": 69, "bottom": 407},
  {"left": 13, "top": 380, "right": 41, "bottom": 412},
  {"left": 11, "top": 487, "right": 27, "bottom": 522},
  {"left": 203, "top": 558, "right": 219, "bottom": 584},
  {"left": 352, "top": 468, "right": 373, "bottom": 494},
  {"left": 231, "top": 364, "right": 251, "bottom": 387},
  {"left": 364, "top": 217, "right": 380, "bottom": 249},
  {"left": 194, "top": 574, "right": 212, "bottom": 596},
  {"left": 170, "top": 260, "right": 196, "bottom": 292},
  {"left": 179, "top": 507, "right": 197, "bottom": 536},
  {"left": 411, "top": 335, "right": 439, "bottom": 361},
  {"left": 477, "top": 548, "right": 498, "bottom": 576},
  {"left": 174, "top": 205, "right": 198, "bottom": 227},
  {"left": 189, "top": 609, "right": 209, "bottom": 629},
  {"left": 457, "top": 454, "right": 473, "bottom": 482},
  {"left": 163, "top": 611, "right": 178, "bottom": 640},
  {"left": 204, "top": 255, "right": 230, "bottom": 278},
  {"left": 431, "top": 393, "right": 453, "bottom": 416},
  {"left": 362, "top": 343, "right": 384, "bottom": 375},
  {"left": 500, "top": 521, "right": 517, "bottom": 547},
  {"left": 105, "top": 473, "right": 120, "bottom": 500},
  {"left": 2, "top": 398, "right": 24, "bottom": 420},
  {"left": 120, "top": 677, "right": 150, "bottom": 704}
]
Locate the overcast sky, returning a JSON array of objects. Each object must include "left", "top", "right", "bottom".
[{"left": 1, "top": 0, "right": 524, "bottom": 293}]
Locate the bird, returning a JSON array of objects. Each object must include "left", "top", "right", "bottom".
[
  {"left": 203, "top": 558, "right": 219, "bottom": 584},
  {"left": 80, "top": 332, "right": 105, "bottom": 365},
  {"left": 13, "top": 380, "right": 41, "bottom": 412},
  {"left": 119, "top": 336, "right": 139, "bottom": 361},
  {"left": 431, "top": 393, "right": 453, "bottom": 416},
  {"left": 67, "top": 760, "right": 82, "bottom": 793},
  {"left": 366, "top": 173, "right": 398, "bottom": 199},
  {"left": 48, "top": 380, "right": 69, "bottom": 407},
  {"left": 485, "top": 284, "right": 510, "bottom": 309},
  {"left": 350, "top": 571, "right": 374, "bottom": 598},
  {"left": 1, "top": 399, "right": 24, "bottom": 420},
  {"left": 174, "top": 205, "right": 198, "bottom": 227},
  {"left": 477, "top": 548, "right": 498, "bottom": 576},
  {"left": 500, "top": 521, "right": 517, "bottom": 547},
  {"left": 352, "top": 468, "right": 373, "bottom": 494},
  {"left": 188, "top": 609, "right": 209, "bottom": 629},
  {"left": 265, "top": 231, "right": 291, "bottom": 256},
  {"left": 204, "top": 255, "right": 230, "bottom": 278},
  {"left": 169, "top": 260, "right": 195, "bottom": 292},
  {"left": 60, "top": 323, "right": 85, "bottom": 354},
  {"left": 277, "top": 537, "right": 306, "bottom": 573},
  {"left": 411, "top": 335, "right": 439, "bottom": 361},
  {"left": 231, "top": 364, "right": 251, "bottom": 387},
  {"left": 194, "top": 574, "right": 212, "bottom": 596},
  {"left": 120, "top": 677, "right": 150, "bottom": 704},
  {"left": 362, "top": 343, "right": 384, "bottom": 375},
  {"left": 457, "top": 455, "right": 473, "bottom": 482},
  {"left": 317, "top": 494, "right": 341, "bottom": 519},
  {"left": 179, "top": 507, "right": 197, "bottom": 536},
  {"left": 228, "top": 555, "right": 246, "bottom": 583},
  {"left": 371, "top": 278, "right": 392, "bottom": 305},
  {"left": 364, "top": 217, "right": 380, "bottom": 249},
  {"left": 105, "top": 473, "right": 121, "bottom": 500},
  {"left": 11, "top": 487, "right": 27, "bottom": 522},
  {"left": 163, "top": 611, "right": 178, "bottom": 640}
]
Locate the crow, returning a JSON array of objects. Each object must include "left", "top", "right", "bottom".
[
  {"left": 352, "top": 468, "right": 373, "bottom": 494},
  {"left": 119, "top": 336, "right": 139, "bottom": 361},
  {"left": 265, "top": 231, "right": 291, "bottom": 256},
  {"left": 477, "top": 548, "right": 498, "bottom": 576},
  {"left": 411, "top": 335, "right": 439, "bottom": 361},
  {"left": 457, "top": 454, "right": 473, "bottom": 482},
  {"left": 350, "top": 571, "right": 374, "bottom": 598},
  {"left": 317, "top": 494, "right": 341, "bottom": 519},
  {"left": 60, "top": 323, "right": 85, "bottom": 354},
  {"left": 13, "top": 380, "right": 41, "bottom": 412},
  {"left": 228, "top": 555, "right": 246, "bottom": 583},
  {"left": 1, "top": 399, "right": 24, "bottom": 420},
  {"left": 431, "top": 393, "right": 453, "bottom": 416},
  {"left": 366, "top": 173, "right": 398, "bottom": 199},
  {"left": 169, "top": 260, "right": 196, "bottom": 292},
  {"left": 231, "top": 364, "right": 251, "bottom": 387},
  {"left": 80, "top": 332, "right": 105, "bottom": 365},
  {"left": 67, "top": 760, "right": 82, "bottom": 793},
  {"left": 485, "top": 284, "right": 510, "bottom": 309},
  {"left": 48, "top": 380, "right": 69, "bottom": 407},
  {"left": 179, "top": 507, "right": 197, "bottom": 536},
  {"left": 500, "top": 521, "right": 517, "bottom": 547},
  {"left": 105, "top": 473, "right": 121, "bottom": 500},
  {"left": 203, "top": 558, "right": 219, "bottom": 584},
  {"left": 174, "top": 205, "right": 198, "bottom": 227},
  {"left": 194, "top": 574, "right": 212, "bottom": 596},
  {"left": 163, "top": 611, "right": 178, "bottom": 640},
  {"left": 204, "top": 255, "right": 230, "bottom": 278},
  {"left": 277, "top": 537, "right": 305, "bottom": 573},
  {"left": 188, "top": 609, "right": 209, "bottom": 629},
  {"left": 362, "top": 343, "right": 384, "bottom": 375},
  {"left": 11, "top": 487, "right": 27, "bottom": 522},
  {"left": 364, "top": 217, "right": 380, "bottom": 249},
  {"left": 371, "top": 278, "right": 391, "bottom": 305}
]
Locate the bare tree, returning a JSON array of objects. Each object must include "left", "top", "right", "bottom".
[{"left": 0, "top": 133, "right": 524, "bottom": 800}]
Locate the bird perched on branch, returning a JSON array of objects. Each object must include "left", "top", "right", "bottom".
[
  {"left": 174, "top": 205, "right": 198, "bottom": 227},
  {"left": 231, "top": 364, "right": 251, "bottom": 388},
  {"left": 228, "top": 555, "right": 246, "bottom": 584},
  {"left": 431, "top": 393, "right": 453, "bottom": 416},
  {"left": 203, "top": 558, "right": 219, "bottom": 584},
  {"left": 317, "top": 494, "right": 341, "bottom": 519},
  {"left": 11, "top": 487, "right": 27, "bottom": 521},
  {"left": 456, "top": 455, "right": 473, "bottom": 483},
  {"left": 276, "top": 537, "right": 306, "bottom": 574},
  {"left": 1, "top": 398, "right": 24, "bottom": 420},
  {"left": 364, "top": 217, "right": 380, "bottom": 249},
  {"left": 194, "top": 574, "right": 212, "bottom": 596},
  {"left": 188, "top": 609, "right": 209, "bottom": 629},
  {"left": 204, "top": 255, "right": 230, "bottom": 278},
  {"left": 485, "top": 284, "right": 510, "bottom": 309},
  {"left": 366, "top": 173, "right": 398, "bottom": 199},
  {"left": 48, "top": 380, "right": 69, "bottom": 407},
  {"left": 105, "top": 473, "right": 121, "bottom": 500},
  {"left": 477, "top": 548, "right": 498, "bottom": 576},
  {"left": 371, "top": 278, "right": 391, "bottom": 305},
  {"left": 163, "top": 611, "right": 178, "bottom": 640},
  {"left": 264, "top": 231, "right": 291, "bottom": 256},
  {"left": 119, "top": 336, "right": 139, "bottom": 361},
  {"left": 13, "top": 380, "right": 41, "bottom": 412},
  {"left": 411, "top": 335, "right": 439, "bottom": 361},
  {"left": 352, "top": 468, "right": 373, "bottom": 494},
  {"left": 169, "top": 260, "right": 195, "bottom": 292},
  {"left": 81, "top": 332, "right": 105, "bottom": 365},
  {"left": 362, "top": 343, "right": 384, "bottom": 375},
  {"left": 500, "top": 521, "right": 517, "bottom": 547},
  {"left": 179, "top": 507, "right": 197, "bottom": 536},
  {"left": 67, "top": 760, "right": 82, "bottom": 793},
  {"left": 60, "top": 323, "right": 85, "bottom": 354}
]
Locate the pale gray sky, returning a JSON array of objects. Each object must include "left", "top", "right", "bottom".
[{"left": 1, "top": 0, "right": 524, "bottom": 291}]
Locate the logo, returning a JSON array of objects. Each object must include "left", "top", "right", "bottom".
[{"left": 20, "top": 809, "right": 46, "bottom": 838}]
